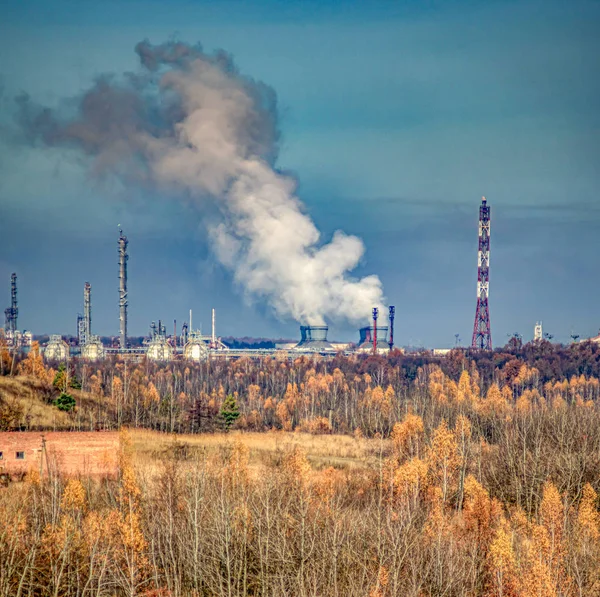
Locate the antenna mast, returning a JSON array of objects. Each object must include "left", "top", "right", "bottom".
[{"left": 471, "top": 197, "right": 492, "bottom": 350}]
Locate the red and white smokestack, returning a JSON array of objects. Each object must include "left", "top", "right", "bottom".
[
  {"left": 372, "top": 307, "right": 378, "bottom": 354},
  {"left": 388, "top": 305, "right": 395, "bottom": 351}
]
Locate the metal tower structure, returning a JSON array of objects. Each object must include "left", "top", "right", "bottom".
[
  {"left": 388, "top": 306, "right": 395, "bottom": 350},
  {"left": 77, "top": 314, "right": 85, "bottom": 345},
  {"left": 78, "top": 282, "right": 92, "bottom": 346},
  {"left": 4, "top": 273, "right": 18, "bottom": 335},
  {"left": 118, "top": 229, "right": 128, "bottom": 350},
  {"left": 84, "top": 282, "right": 91, "bottom": 340},
  {"left": 372, "top": 307, "right": 378, "bottom": 354},
  {"left": 471, "top": 197, "right": 492, "bottom": 350}
]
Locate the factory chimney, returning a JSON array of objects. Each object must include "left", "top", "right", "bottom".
[
  {"left": 372, "top": 307, "right": 378, "bottom": 354},
  {"left": 4, "top": 273, "right": 18, "bottom": 335},
  {"left": 211, "top": 308, "right": 216, "bottom": 346},
  {"left": 83, "top": 282, "right": 91, "bottom": 344},
  {"left": 118, "top": 229, "right": 128, "bottom": 350},
  {"left": 388, "top": 305, "right": 395, "bottom": 351}
]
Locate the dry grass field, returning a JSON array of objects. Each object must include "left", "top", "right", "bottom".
[{"left": 129, "top": 428, "right": 386, "bottom": 473}]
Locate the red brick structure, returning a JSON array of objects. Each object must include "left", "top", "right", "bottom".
[{"left": 0, "top": 432, "right": 119, "bottom": 477}]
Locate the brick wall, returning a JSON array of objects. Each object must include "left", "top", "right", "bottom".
[{"left": 0, "top": 432, "right": 119, "bottom": 477}]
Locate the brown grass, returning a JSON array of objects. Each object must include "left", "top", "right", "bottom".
[
  {"left": 129, "top": 428, "right": 387, "bottom": 473},
  {"left": 0, "top": 376, "right": 109, "bottom": 430},
  {"left": 0, "top": 376, "right": 72, "bottom": 429}
]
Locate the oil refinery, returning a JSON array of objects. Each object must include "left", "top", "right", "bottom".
[
  {"left": 2, "top": 197, "right": 598, "bottom": 361},
  {"left": 0, "top": 220, "right": 396, "bottom": 362}
]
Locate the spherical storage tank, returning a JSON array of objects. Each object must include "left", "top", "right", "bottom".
[
  {"left": 44, "top": 335, "right": 70, "bottom": 361},
  {"left": 146, "top": 337, "right": 173, "bottom": 361},
  {"left": 183, "top": 336, "right": 209, "bottom": 362},
  {"left": 81, "top": 336, "right": 105, "bottom": 360}
]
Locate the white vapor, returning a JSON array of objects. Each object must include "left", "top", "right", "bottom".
[{"left": 19, "top": 40, "right": 385, "bottom": 326}]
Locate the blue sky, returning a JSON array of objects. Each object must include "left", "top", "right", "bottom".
[{"left": 1, "top": 0, "right": 599, "bottom": 346}]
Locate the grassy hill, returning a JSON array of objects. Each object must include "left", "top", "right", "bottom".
[{"left": 0, "top": 375, "right": 108, "bottom": 431}]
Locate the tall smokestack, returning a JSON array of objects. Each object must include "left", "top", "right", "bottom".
[
  {"left": 118, "top": 229, "right": 128, "bottom": 350},
  {"left": 372, "top": 307, "right": 378, "bottom": 354},
  {"left": 83, "top": 282, "right": 91, "bottom": 344},
  {"left": 388, "top": 305, "right": 395, "bottom": 351},
  {"left": 211, "top": 308, "right": 216, "bottom": 346}
]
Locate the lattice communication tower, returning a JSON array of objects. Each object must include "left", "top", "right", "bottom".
[{"left": 471, "top": 197, "right": 492, "bottom": 350}]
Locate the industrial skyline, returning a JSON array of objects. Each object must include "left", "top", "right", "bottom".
[{"left": 3, "top": 195, "right": 598, "bottom": 352}]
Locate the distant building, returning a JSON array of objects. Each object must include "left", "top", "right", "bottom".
[
  {"left": 0, "top": 432, "right": 119, "bottom": 477},
  {"left": 433, "top": 348, "right": 452, "bottom": 356},
  {"left": 330, "top": 343, "right": 352, "bottom": 351}
]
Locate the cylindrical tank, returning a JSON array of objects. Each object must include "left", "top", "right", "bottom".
[
  {"left": 300, "top": 325, "right": 329, "bottom": 342},
  {"left": 81, "top": 336, "right": 105, "bottom": 360},
  {"left": 146, "top": 337, "right": 173, "bottom": 361},
  {"left": 44, "top": 335, "right": 70, "bottom": 361},
  {"left": 359, "top": 326, "right": 389, "bottom": 344},
  {"left": 183, "top": 338, "right": 209, "bottom": 362}
]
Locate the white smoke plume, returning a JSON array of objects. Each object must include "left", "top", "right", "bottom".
[{"left": 18, "top": 40, "right": 385, "bottom": 326}]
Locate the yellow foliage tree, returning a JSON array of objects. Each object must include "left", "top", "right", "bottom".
[
  {"left": 390, "top": 413, "right": 424, "bottom": 460},
  {"left": 17, "top": 340, "right": 49, "bottom": 381},
  {"left": 114, "top": 428, "right": 149, "bottom": 596},
  {"left": 427, "top": 420, "right": 460, "bottom": 505},
  {"left": 487, "top": 521, "right": 519, "bottom": 597},
  {"left": 457, "top": 370, "right": 473, "bottom": 404},
  {"left": 578, "top": 483, "right": 600, "bottom": 541}
]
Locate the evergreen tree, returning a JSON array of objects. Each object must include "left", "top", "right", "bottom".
[
  {"left": 218, "top": 394, "right": 240, "bottom": 431},
  {"left": 54, "top": 392, "right": 76, "bottom": 412}
]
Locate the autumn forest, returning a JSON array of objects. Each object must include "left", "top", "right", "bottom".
[{"left": 1, "top": 339, "right": 600, "bottom": 595}]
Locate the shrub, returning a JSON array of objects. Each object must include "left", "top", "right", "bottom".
[{"left": 54, "top": 392, "right": 76, "bottom": 412}]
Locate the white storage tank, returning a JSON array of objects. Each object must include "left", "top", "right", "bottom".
[
  {"left": 146, "top": 336, "right": 173, "bottom": 361},
  {"left": 81, "top": 336, "right": 105, "bottom": 360},
  {"left": 44, "top": 335, "right": 70, "bottom": 361},
  {"left": 183, "top": 334, "right": 209, "bottom": 362}
]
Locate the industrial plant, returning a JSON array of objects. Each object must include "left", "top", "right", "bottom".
[
  {"left": 1, "top": 197, "right": 597, "bottom": 362},
  {"left": 1, "top": 220, "right": 398, "bottom": 362}
]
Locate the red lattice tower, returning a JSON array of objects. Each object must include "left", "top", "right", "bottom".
[{"left": 471, "top": 196, "right": 492, "bottom": 350}]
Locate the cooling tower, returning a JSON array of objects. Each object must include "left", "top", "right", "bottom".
[
  {"left": 358, "top": 325, "right": 391, "bottom": 352},
  {"left": 295, "top": 325, "right": 334, "bottom": 351}
]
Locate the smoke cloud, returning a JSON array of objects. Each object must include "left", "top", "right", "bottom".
[{"left": 18, "top": 40, "right": 385, "bottom": 326}]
